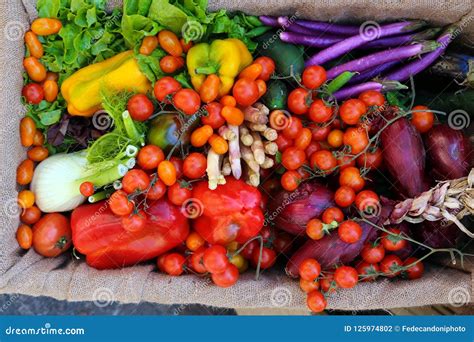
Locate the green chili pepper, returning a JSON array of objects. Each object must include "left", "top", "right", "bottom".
[{"left": 326, "top": 71, "right": 357, "bottom": 94}]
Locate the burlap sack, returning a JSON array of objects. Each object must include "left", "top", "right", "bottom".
[{"left": 0, "top": 0, "right": 473, "bottom": 311}]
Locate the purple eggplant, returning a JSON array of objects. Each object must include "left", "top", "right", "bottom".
[
  {"left": 380, "top": 117, "right": 430, "bottom": 198},
  {"left": 425, "top": 124, "right": 472, "bottom": 180},
  {"left": 259, "top": 16, "right": 280, "bottom": 27},
  {"left": 327, "top": 41, "right": 439, "bottom": 80},
  {"left": 296, "top": 19, "right": 360, "bottom": 36},
  {"left": 333, "top": 81, "right": 407, "bottom": 100},
  {"left": 362, "top": 28, "right": 441, "bottom": 49},
  {"left": 280, "top": 31, "right": 342, "bottom": 48},
  {"left": 306, "top": 21, "right": 426, "bottom": 66},
  {"left": 268, "top": 181, "right": 334, "bottom": 236},
  {"left": 385, "top": 25, "right": 456, "bottom": 81},
  {"left": 347, "top": 61, "right": 399, "bottom": 84},
  {"left": 415, "top": 220, "right": 463, "bottom": 248},
  {"left": 277, "top": 16, "right": 318, "bottom": 35}
]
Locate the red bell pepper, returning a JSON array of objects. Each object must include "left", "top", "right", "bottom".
[
  {"left": 192, "top": 177, "right": 264, "bottom": 245},
  {"left": 71, "top": 198, "right": 189, "bottom": 269}
]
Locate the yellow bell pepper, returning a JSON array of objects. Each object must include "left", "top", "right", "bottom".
[
  {"left": 186, "top": 38, "right": 252, "bottom": 97},
  {"left": 61, "top": 51, "right": 151, "bottom": 116}
]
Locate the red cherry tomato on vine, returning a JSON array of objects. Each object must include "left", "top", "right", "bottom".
[
  {"left": 381, "top": 228, "right": 407, "bottom": 252},
  {"left": 356, "top": 261, "right": 379, "bottom": 282},
  {"left": 122, "top": 169, "right": 150, "bottom": 194},
  {"left": 163, "top": 253, "right": 186, "bottom": 276},
  {"left": 302, "top": 65, "right": 327, "bottom": 90},
  {"left": 127, "top": 94, "right": 154, "bottom": 121},
  {"left": 306, "top": 218, "right": 324, "bottom": 240},
  {"left": 251, "top": 246, "right": 276, "bottom": 269},
  {"left": 281, "top": 170, "right": 301, "bottom": 191},
  {"left": 154, "top": 76, "right": 181, "bottom": 102},
  {"left": 146, "top": 178, "right": 167, "bottom": 200},
  {"left": 203, "top": 245, "right": 229, "bottom": 274},
  {"left": 380, "top": 254, "right": 403, "bottom": 277},
  {"left": 308, "top": 99, "right": 332, "bottom": 123},
  {"left": 334, "top": 186, "right": 355, "bottom": 207},
  {"left": 22, "top": 83, "right": 44, "bottom": 104},
  {"left": 310, "top": 150, "right": 337, "bottom": 173},
  {"left": 254, "top": 56, "right": 275, "bottom": 81},
  {"left": 310, "top": 125, "right": 330, "bottom": 141},
  {"left": 109, "top": 190, "right": 134, "bottom": 216},
  {"left": 189, "top": 247, "right": 207, "bottom": 273},
  {"left": 339, "top": 99, "right": 367, "bottom": 125},
  {"left": 281, "top": 147, "right": 306, "bottom": 170},
  {"left": 359, "top": 90, "right": 385, "bottom": 107},
  {"left": 299, "top": 258, "right": 321, "bottom": 281},
  {"left": 282, "top": 116, "right": 303, "bottom": 139},
  {"left": 173, "top": 89, "right": 201, "bottom": 115},
  {"left": 357, "top": 148, "right": 383, "bottom": 170},
  {"left": 334, "top": 265, "right": 358, "bottom": 288},
  {"left": 79, "top": 182, "right": 94, "bottom": 197},
  {"left": 337, "top": 220, "right": 362, "bottom": 244},
  {"left": 183, "top": 152, "right": 207, "bottom": 179},
  {"left": 411, "top": 105, "right": 434, "bottom": 133},
  {"left": 122, "top": 211, "right": 147, "bottom": 232},
  {"left": 306, "top": 290, "right": 327, "bottom": 313},
  {"left": 403, "top": 257, "right": 424, "bottom": 280},
  {"left": 201, "top": 102, "right": 225, "bottom": 129},
  {"left": 137, "top": 145, "right": 165, "bottom": 170},
  {"left": 288, "top": 88, "right": 310, "bottom": 115},
  {"left": 232, "top": 78, "right": 259, "bottom": 106},
  {"left": 360, "top": 243, "right": 385, "bottom": 264},
  {"left": 211, "top": 263, "right": 239, "bottom": 288},
  {"left": 322, "top": 206, "right": 344, "bottom": 224},
  {"left": 339, "top": 167, "right": 365, "bottom": 192},
  {"left": 167, "top": 182, "right": 192, "bottom": 206}
]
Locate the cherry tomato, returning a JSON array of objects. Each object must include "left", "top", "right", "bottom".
[
  {"left": 322, "top": 206, "right": 344, "bottom": 224},
  {"left": 337, "top": 155, "right": 356, "bottom": 170},
  {"left": 256, "top": 79, "right": 267, "bottom": 97},
  {"left": 359, "top": 90, "right": 385, "bottom": 107},
  {"left": 189, "top": 247, "right": 207, "bottom": 273},
  {"left": 137, "top": 145, "right": 165, "bottom": 170},
  {"left": 221, "top": 106, "right": 244, "bottom": 126},
  {"left": 31, "top": 18, "right": 62, "bottom": 36},
  {"left": 308, "top": 99, "right": 332, "bottom": 123},
  {"left": 16, "top": 159, "right": 34, "bottom": 185},
  {"left": 199, "top": 74, "right": 220, "bottom": 103},
  {"left": 179, "top": 38, "right": 193, "bottom": 53},
  {"left": 281, "top": 170, "right": 301, "bottom": 191},
  {"left": 339, "top": 166, "right": 365, "bottom": 192},
  {"left": 33, "top": 130, "right": 45, "bottom": 146},
  {"left": 327, "top": 129, "right": 344, "bottom": 148},
  {"left": 356, "top": 261, "right": 379, "bottom": 282},
  {"left": 167, "top": 182, "right": 192, "bottom": 206},
  {"left": 320, "top": 275, "right": 337, "bottom": 294},
  {"left": 411, "top": 105, "right": 434, "bottom": 133},
  {"left": 43, "top": 80, "right": 58, "bottom": 102},
  {"left": 334, "top": 186, "right": 355, "bottom": 207},
  {"left": 282, "top": 116, "right": 303, "bottom": 139},
  {"left": 169, "top": 157, "right": 183, "bottom": 179},
  {"left": 109, "top": 190, "right": 134, "bottom": 216},
  {"left": 122, "top": 169, "right": 150, "bottom": 194},
  {"left": 241, "top": 239, "right": 258, "bottom": 260},
  {"left": 306, "top": 218, "right": 324, "bottom": 240},
  {"left": 380, "top": 254, "right": 403, "bottom": 277},
  {"left": 79, "top": 181, "right": 94, "bottom": 197},
  {"left": 186, "top": 231, "right": 206, "bottom": 252},
  {"left": 357, "top": 148, "right": 383, "bottom": 170},
  {"left": 158, "top": 160, "right": 177, "bottom": 186},
  {"left": 239, "top": 63, "right": 263, "bottom": 80},
  {"left": 127, "top": 94, "right": 154, "bottom": 121},
  {"left": 158, "top": 30, "right": 183, "bottom": 57},
  {"left": 254, "top": 56, "right": 275, "bottom": 81},
  {"left": 20, "top": 206, "right": 41, "bottom": 225},
  {"left": 310, "top": 125, "right": 331, "bottom": 141},
  {"left": 300, "top": 278, "right": 320, "bottom": 293},
  {"left": 275, "top": 133, "right": 293, "bottom": 152},
  {"left": 220, "top": 95, "right": 236, "bottom": 107},
  {"left": 203, "top": 245, "right": 229, "bottom": 274},
  {"left": 182, "top": 152, "right": 207, "bottom": 179},
  {"left": 343, "top": 127, "right": 369, "bottom": 154},
  {"left": 355, "top": 190, "right": 379, "bottom": 216},
  {"left": 190, "top": 125, "right": 213, "bottom": 147},
  {"left": 302, "top": 65, "right": 326, "bottom": 89},
  {"left": 334, "top": 265, "right": 358, "bottom": 288},
  {"left": 306, "top": 290, "right": 327, "bottom": 313},
  {"left": 208, "top": 134, "right": 228, "bottom": 155},
  {"left": 299, "top": 258, "right": 321, "bottom": 281},
  {"left": 26, "top": 146, "right": 48, "bottom": 162},
  {"left": 20, "top": 117, "right": 36, "bottom": 147},
  {"left": 305, "top": 141, "right": 321, "bottom": 158},
  {"left": 310, "top": 150, "right": 337, "bottom": 173},
  {"left": 294, "top": 128, "right": 312, "bottom": 150},
  {"left": 211, "top": 263, "right": 239, "bottom": 288},
  {"left": 16, "top": 224, "right": 33, "bottom": 249},
  {"left": 337, "top": 220, "right": 362, "bottom": 244},
  {"left": 24, "top": 31, "right": 43, "bottom": 58},
  {"left": 361, "top": 243, "right": 385, "bottom": 264},
  {"left": 163, "top": 253, "right": 186, "bottom": 276},
  {"left": 154, "top": 76, "right": 181, "bottom": 102},
  {"left": 281, "top": 147, "right": 306, "bottom": 170},
  {"left": 339, "top": 99, "right": 367, "bottom": 125},
  {"left": 18, "top": 190, "right": 35, "bottom": 209},
  {"left": 173, "top": 89, "right": 201, "bottom": 115},
  {"left": 33, "top": 213, "right": 71, "bottom": 257},
  {"left": 232, "top": 78, "right": 259, "bottom": 106},
  {"left": 251, "top": 246, "right": 276, "bottom": 269},
  {"left": 403, "top": 257, "right": 424, "bottom": 280},
  {"left": 201, "top": 102, "right": 225, "bottom": 128},
  {"left": 273, "top": 232, "right": 293, "bottom": 254},
  {"left": 139, "top": 36, "right": 159, "bottom": 55},
  {"left": 22, "top": 83, "right": 44, "bottom": 104},
  {"left": 23, "top": 57, "right": 46, "bottom": 82},
  {"left": 288, "top": 88, "right": 310, "bottom": 115},
  {"left": 121, "top": 211, "right": 147, "bottom": 232},
  {"left": 146, "top": 178, "right": 167, "bottom": 200},
  {"left": 159, "top": 55, "right": 185, "bottom": 74},
  {"left": 381, "top": 228, "right": 407, "bottom": 252}
]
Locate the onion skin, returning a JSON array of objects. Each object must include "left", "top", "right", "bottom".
[
  {"left": 414, "top": 220, "right": 462, "bottom": 249},
  {"left": 380, "top": 117, "right": 430, "bottom": 197},
  {"left": 268, "top": 181, "right": 334, "bottom": 235},
  {"left": 425, "top": 124, "right": 472, "bottom": 180}
]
